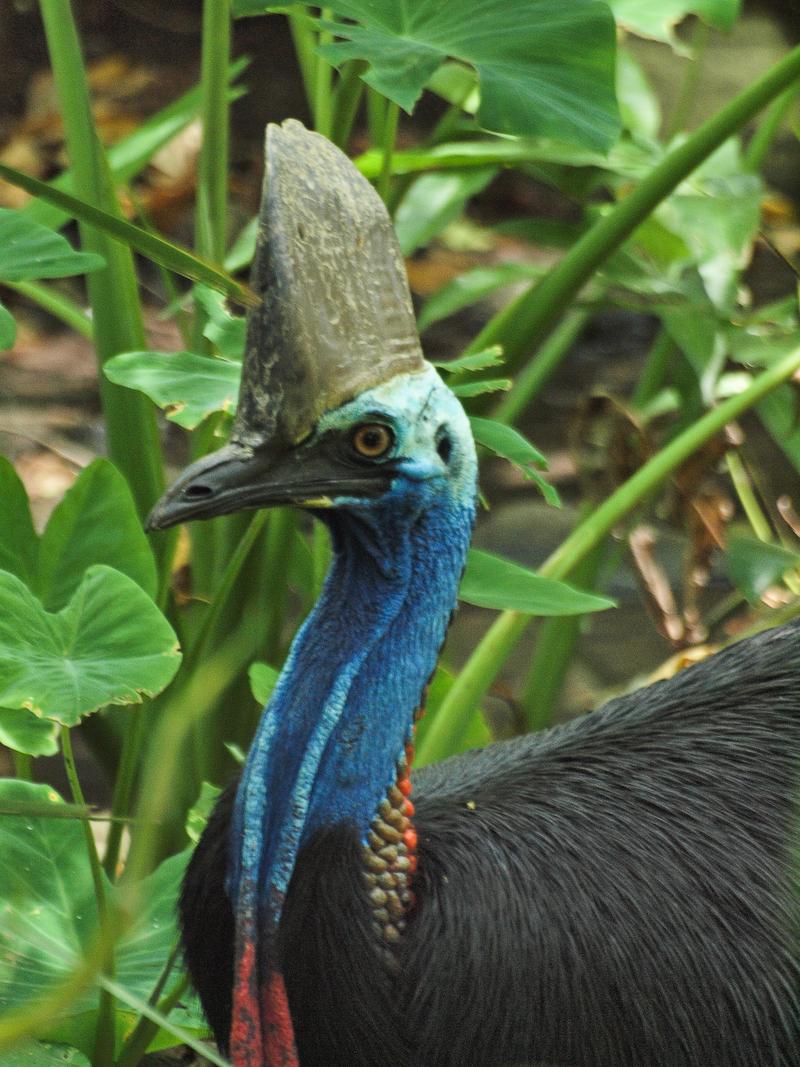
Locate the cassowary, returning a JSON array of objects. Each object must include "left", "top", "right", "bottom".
[{"left": 148, "top": 120, "right": 800, "bottom": 1067}]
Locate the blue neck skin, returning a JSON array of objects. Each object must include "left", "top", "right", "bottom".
[{"left": 228, "top": 373, "right": 477, "bottom": 944}]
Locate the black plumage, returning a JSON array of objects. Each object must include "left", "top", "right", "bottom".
[{"left": 181, "top": 619, "right": 800, "bottom": 1066}]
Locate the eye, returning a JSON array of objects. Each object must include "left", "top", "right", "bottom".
[{"left": 351, "top": 423, "right": 394, "bottom": 459}]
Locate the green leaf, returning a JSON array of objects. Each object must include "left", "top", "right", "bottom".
[
  {"left": 104, "top": 350, "right": 242, "bottom": 429},
  {"left": 0, "top": 781, "right": 206, "bottom": 1052},
  {"left": 609, "top": 0, "right": 740, "bottom": 48},
  {"left": 419, "top": 263, "right": 542, "bottom": 331},
  {"left": 434, "top": 346, "right": 505, "bottom": 375},
  {"left": 0, "top": 163, "right": 258, "bottom": 311},
  {"left": 451, "top": 377, "right": 512, "bottom": 398},
  {"left": 414, "top": 664, "right": 491, "bottom": 767},
  {"left": 249, "top": 661, "right": 280, "bottom": 706},
  {"left": 0, "top": 708, "right": 59, "bottom": 757},
  {"left": 316, "top": 0, "right": 620, "bottom": 150},
  {"left": 394, "top": 167, "right": 498, "bottom": 255},
  {"left": 0, "top": 207, "right": 103, "bottom": 282},
  {"left": 469, "top": 417, "right": 561, "bottom": 507},
  {"left": 0, "top": 565, "right": 180, "bottom": 726},
  {"left": 39, "top": 460, "right": 158, "bottom": 610},
  {"left": 194, "top": 285, "right": 246, "bottom": 361},
  {"left": 0, "top": 300, "right": 15, "bottom": 350},
  {"left": 6, "top": 1042, "right": 90, "bottom": 1066},
  {"left": 726, "top": 533, "right": 800, "bottom": 603},
  {"left": 186, "top": 781, "right": 223, "bottom": 844},
  {"left": 0, "top": 458, "right": 38, "bottom": 588},
  {"left": 460, "top": 548, "right": 615, "bottom": 614}
]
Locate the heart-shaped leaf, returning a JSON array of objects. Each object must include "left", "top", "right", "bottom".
[
  {"left": 0, "top": 299, "right": 16, "bottom": 350},
  {"left": 12, "top": 1042, "right": 90, "bottom": 1066},
  {"left": 0, "top": 207, "right": 103, "bottom": 282},
  {"left": 314, "top": 0, "right": 620, "bottom": 149},
  {"left": 0, "top": 457, "right": 157, "bottom": 609},
  {"left": 0, "top": 707, "right": 59, "bottom": 756},
  {"left": 0, "top": 566, "right": 180, "bottom": 726},
  {"left": 0, "top": 781, "right": 206, "bottom": 1054},
  {"left": 393, "top": 167, "right": 498, "bottom": 255},
  {"left": 104, "top": 351, "right": 241, "bottom": 429},
  {"left": 460, "top": 548, "right": 615, "bottom": 614}
]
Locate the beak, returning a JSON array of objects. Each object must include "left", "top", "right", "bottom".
[{"left": 146, "top": 441, "right": 393, "bottom": 531}]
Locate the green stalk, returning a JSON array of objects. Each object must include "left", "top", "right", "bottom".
[
  {"left": 726, "top": 451, "right": 772, "bottom": 542},
  {"left": 463, "top": 44, "right": 800, "bottom": 379},
  {"left": 744, "top": 82, "right": 800, "bottom": 171},
  {"left": 4, "top": 280, "right": 92, "bottom": 338},
  {"left": 521, "top": 536, "right": 607, "bottom": 732},
  {"left": 378, "top": 100, "right": 400, "bottom": 205},
  {"left": 367, "top": 87, "right": 387, "bottom": 149},
  {"left": 197, "top": 0, "right": 231, "bottom": 266},
  {"left": 314, "top": 9, "right": 333, "bottom": 138},
  {"left": 12, "top": 752, "right": 32, "bottom": 780},
  {"left": 115, "top": 943, "right": 183, "bottom": 1067},
  {"left": 261, "top": 509, "right": 296, "bottom": 663},
  {"left": 62, "top": 728, "right": 115, "bottom": 1067},
  {"left": 288, "top": 9, "right": 319, "bottom": 114},
  {"left": 492, "top": 308, "right": 589, "bottom": 424},
  {"left": 633, "top": 327, "right": 678, "bottom": 408},
  {"left": 330, "top": 60, "right": 367, "bottom": 149},
  {"left": 37, "top": 0, "right": 164, "bottom": 526},
  {"left": 418, "top": 344, "right": 800, "bottom": 763},
  {"left": 102, "top": 709, "right": 146, "bottom": 880}
]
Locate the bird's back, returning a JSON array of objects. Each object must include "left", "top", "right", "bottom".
[{"left": 181, "top": 620, "right": 800, "bottom": 1066}]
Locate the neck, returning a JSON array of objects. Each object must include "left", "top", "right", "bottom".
[{"left": 228, "top": 490, "right": 474, "bottom": 1062}]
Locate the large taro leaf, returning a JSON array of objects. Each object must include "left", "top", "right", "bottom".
[
  {"left": 609, "top": 0, "right": 740, "bottom": 49},
  {"left": 0, "top": 207, "right": 103, "bottom": 283},
  {"left": 0, "top": 781, "right": 207, "bottom": 1055},
  {"left": 6, "top": 1042, "right": 90, "bottom": 1066},
  {"left": 460, "top": 549, "right": 615, "bottom": 614},
  {"left": 315, "top": 0, "right": 620, "bottom": 151},
  {"left": 0, "top": 457, "right": 157, "bottom": 608},
  {"left": 104, "top": 350, "right": 241, "bottom": 429},
  {"left": 0, "top": 708, "right": 59, "bottom": 757},
  {"left": 0, "top": 566, "right": 180, "bottom": 727}
]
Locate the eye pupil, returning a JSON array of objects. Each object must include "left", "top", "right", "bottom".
[{"left": 353, "top": 424, "right": 393, "bottom": 458}]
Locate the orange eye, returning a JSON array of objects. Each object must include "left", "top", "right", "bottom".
[{"left": 352, "top": 424, "right": 394, "bottom": 458}]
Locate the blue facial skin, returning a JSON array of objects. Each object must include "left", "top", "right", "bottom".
[{"left": 228, "top": 366, "right": 478, "bottom": 951}]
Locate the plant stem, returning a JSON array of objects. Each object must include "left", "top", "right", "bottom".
[
  {"left": 377, "top": 100, "right": 400, "bottom": 205},
  {"left": 38, "top": 0, "right": 165, "bottom": 526},
  {"left": 419, "top": 344, "right": 800, "bottom": 762},
  {"left": 261, "top": 508, "right": 295, "bottom": 663},
  {"left": 633, "top": 326, "right": 678, "bottom": 408},
  {"left": 367, "top": 87, "right": 387, "bottom": 148},
  {"left": 62, "top": 728, "right": 115, "bottom": 1067},
  {"left": 331, "top": 60, "right": 367, "bottom": 149},
  {"left": 288, "top": 9, "right": 319, "bottom": 116},
  {"left": 12, "top": 751, "right": 32, "bottom": 780},
  {"left": 726, "top": 450, "right": 772, "bottom": 541},
  {"left": 115, "top": 942, "right": 183, "bottom": 1067},
  {"left": 463, "top": 43, "right": 800, "bottom": 380},
  {"left": 745, "top": 82, "right": 800, "bottom": 171},
  {"left": 102, "top": 710, "right": 145, "bottom": 880},
  {"left": 492, "top": 308, "right": 589, "bottom": 424},
  {"left": 314, "top": 9, "right": 333, "bottom": 138},
  {"left": 5, "top": 279, "right": 92, "bottom": 338}
]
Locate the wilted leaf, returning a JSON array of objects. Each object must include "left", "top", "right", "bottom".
[
  {"left": 726, "top": 533, "right": 800, "bottom": 603},
  {"left": 0, "top": 208, "right": 103, "bottom": 282},
  {"left": 394, "top": 167, "right": 498, "bottom": 255},
  {"left": 609, "top": 0, "right": 740, "bottom": 49},
  {"left": 460, "top": 548, "right": 615, "bottom": 613},
  {"left": 0, "top": 566, "right": 181, "bottom": 726},
  {"left": 104, "top": 350, "right": 241, "bottom": 429},
  {"left": 315, "top": 0, "right": 620, "bottom": 149}
]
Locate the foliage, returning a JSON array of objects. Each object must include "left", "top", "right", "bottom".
[{"left": 0, "top": 0, "right": 799, "bottom": 1063}]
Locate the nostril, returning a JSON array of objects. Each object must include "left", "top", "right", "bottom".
[{"left": 184, "top": 484, "right": 214, "bottom": 499}]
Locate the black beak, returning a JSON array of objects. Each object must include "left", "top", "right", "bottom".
[{"left": 146, "top": 441, "right": 393, "bottom": 531}]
